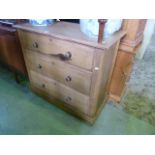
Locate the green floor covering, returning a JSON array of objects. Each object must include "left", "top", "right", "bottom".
[{"left": 0, "top": 66, "right": 155, "bottom": 134}]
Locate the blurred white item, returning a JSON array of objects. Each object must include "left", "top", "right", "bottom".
[
  {"left": 29, "top": 19, "right": 54, "bottom": 26},
  {"left": 80, "top": 19, "right": 123, "bottom": 39},
  {"left": 136, "top": 19, "right": 155, "bottom": 59}
]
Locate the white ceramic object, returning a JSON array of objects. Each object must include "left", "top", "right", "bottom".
[
  {"left": 80, "top": 19, "right": 123, "bottom": 39},
  {"left": 29, "top": 19, "right": 55, "bottom": 26}
]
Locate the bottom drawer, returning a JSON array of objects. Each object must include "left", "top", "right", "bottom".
[{"left": 29, "top": 70, "right": 90, "bottom": 115}]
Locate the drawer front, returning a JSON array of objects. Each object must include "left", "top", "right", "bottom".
[
  {"left": 29, "top": 70, "right": 90, "bottom": 115},
  {"left": 20, "top": 31, "right": 94, "bottom": 70},
  {"left": 25, "top": 49, "right": 92, "bottom": 95}
]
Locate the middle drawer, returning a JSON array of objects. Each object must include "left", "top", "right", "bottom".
[{"left": 25, "top": 49, "right": 92, "bottom": 95}]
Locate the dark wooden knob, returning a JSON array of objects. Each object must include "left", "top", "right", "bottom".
[
  {"left": 42, "top": 84, "right": 45, "bottom": 88},
  {"left": 63, "top": 51, "right": 72, "bottom": 60},
  {"left": 65, "top": 76, "right": 72, "bottom": 82},
  {"left": 65, "top": 96, "right": 72, "bottom": 102},
  {"left": 32, "top": 42, "right": 38, "bottom": 48},
  {"left": 38, "top": 64, "right": 42, "bottom": 69}
]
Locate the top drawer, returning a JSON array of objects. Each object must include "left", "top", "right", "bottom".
[{"left": 19, "top": 31, "right": 95, "bottom": 70}]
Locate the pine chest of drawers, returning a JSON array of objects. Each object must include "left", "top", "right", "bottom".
[{"left": 15, "top": 22, "right": 125, "bottom": 123}]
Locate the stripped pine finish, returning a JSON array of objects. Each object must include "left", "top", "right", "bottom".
[{"left": 15, "top": 22, "right": 125, "bottom": 123}]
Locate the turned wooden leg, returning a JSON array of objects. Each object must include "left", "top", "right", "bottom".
[
  {"left": 98, "top": 19, "right": 107, "bottom": 43},
  {"left": 14, "top": 72, "right": 20, "bottom": 84}
]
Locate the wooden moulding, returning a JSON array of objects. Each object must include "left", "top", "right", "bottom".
[
  {"left": 119, "top": 19, "right": 147, "bottom": 53},
  {"left": 119, "top": 39, "right": 143, "bottom": 53},
  {"left": 108, "top": 19, "right": 147, "bottom": 103},
  {"left": 108, "top": 48, "right": 137, "bottom": 103}
]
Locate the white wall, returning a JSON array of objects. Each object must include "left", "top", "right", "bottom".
[{"left": 136, "top": 19, "right": 155, "bottom": 59}]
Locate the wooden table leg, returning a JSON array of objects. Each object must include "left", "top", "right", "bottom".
[{"left": 98, "top": 19, "right": 107, "bottom": 43}]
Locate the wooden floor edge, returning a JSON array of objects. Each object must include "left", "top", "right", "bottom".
[
  {"left": 108, "top": 93, "right": 121, "bottom": 103},
  {"left": 108, "top": 83, "right": 129, "bottom": 103}
]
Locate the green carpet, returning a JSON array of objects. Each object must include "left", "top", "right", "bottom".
[
  {"left": 123, "top": 91, "right": 155, "bottom": 126},
  {"left": 0, "top": 66, "right": 155, "bottom": 134}
]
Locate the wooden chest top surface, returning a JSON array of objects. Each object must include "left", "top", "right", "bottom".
[{"left": 14, "top": 22, "right": 126, "bottom": 50}]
